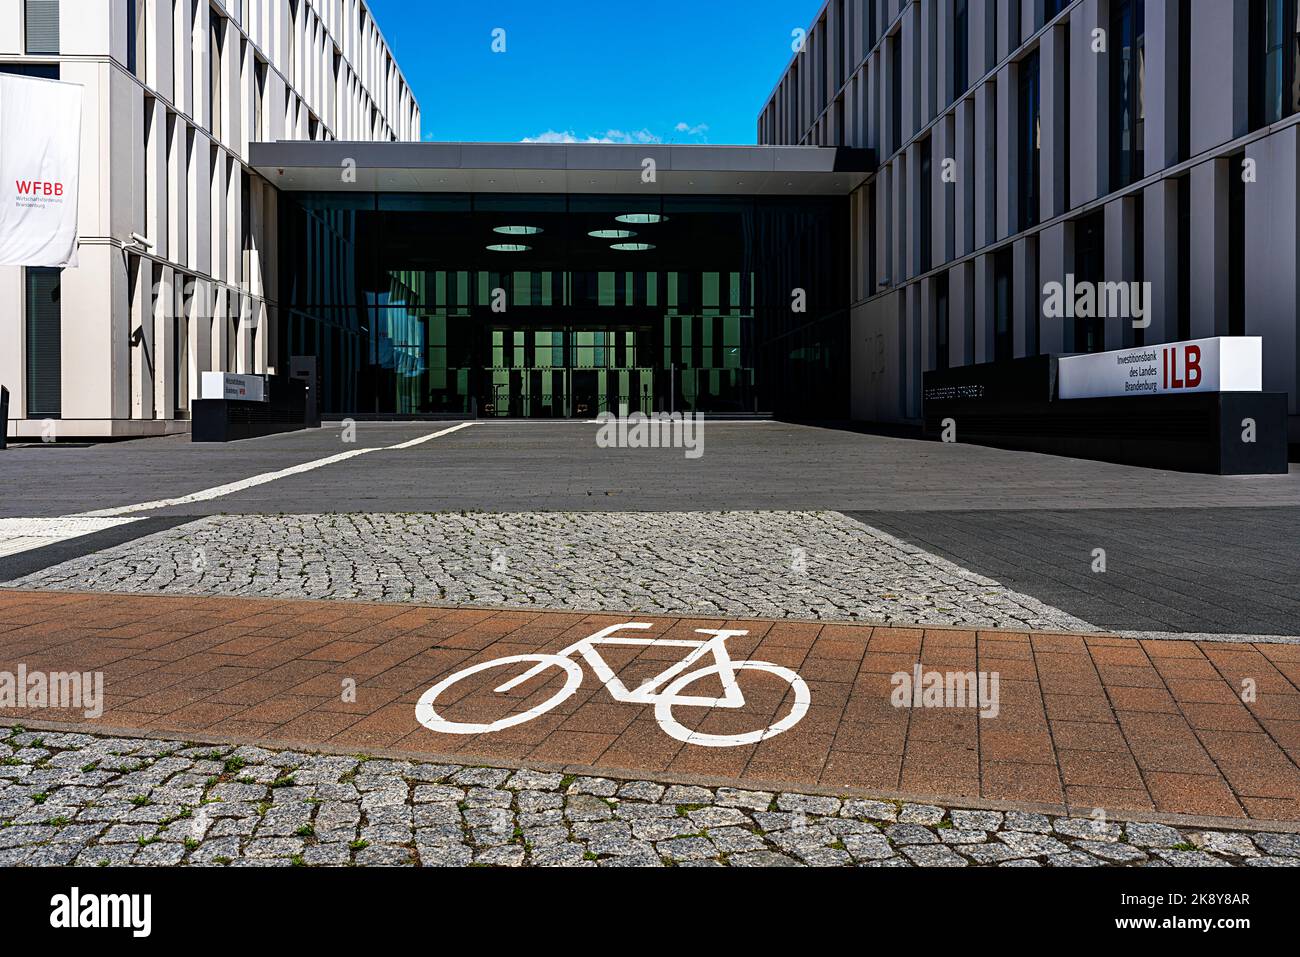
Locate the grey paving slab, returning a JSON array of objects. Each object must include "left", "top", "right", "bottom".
[
  {"left": 1, "top": 422, "right": 1297, "bottom": 518},
  {"left": 850, "top": 508, "right": 1300, "bottom": 636}
]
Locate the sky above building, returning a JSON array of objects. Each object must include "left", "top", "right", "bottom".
[{"left": 365, "top": 0, "right": 823, "bottom": 145}]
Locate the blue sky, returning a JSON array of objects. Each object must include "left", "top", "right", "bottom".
[{"left": 365, "top": 0, "right": 822, "bottom": 145}]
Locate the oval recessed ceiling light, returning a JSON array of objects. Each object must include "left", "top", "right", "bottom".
[
  {"left": 493, "top": 225, "right": 543, "bottom": 235},
  {"left": 610, "top": 242, "right": 655, "bottom": 252},
  {"left": 588, "top": 229, "right": 636, "bottom": 239},
  {"left": 615, "top": 213, "right": 668, "bottom": 224},
  {"left": 486, "top": 244, "right": 531, "bottom": 252}
]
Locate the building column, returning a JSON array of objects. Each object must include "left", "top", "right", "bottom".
[
  {"left": 1104, "top": 195, "right": 1137, "bottom": 350},
  {"left": 1190, "top": 0, "right": 1252, "bottom": 151},
  {"left": 1014, "top": 235, "right": 1039, "bottom": 357},
  {"left": 905, "top": 281, "right": 922, "bottom": 418},
  {"left": 1039, "top": 221, "right": 1073, "bottom": 354},
  {"left": 950, "top": 259, "right": 975, "bottom": 366},
  {"left": 954, "top": 98, "right": 976, "bottom": 258},
  {"left": 61, "top": 246, "right": 131, "bottom": 422},
  {"left": 1142, "top": 180, "right": 1180, "bottom": 345},
  {"left": 920, "top": 0, "right": 936, "bottom": 126},
  {"left": 1069, "top": 0, "right": 1107, "bottom": 206},
  {"left": 996, "top": 62, "right": 1016, "bottom": 240},
  {"left": 906, "top": 144, "right": 922, "bottom": 278},
  {"left": 936, "top": 0, "right": 952, "bottom": 115},
  {"left": 891, "top": 158, "right": 906, "bottom": 286},
  {"left": 973, "top": 253, "right": 995, "bottom": 363},
  {"left": 0, "top": 267, "right": 23, "bottom": 424},
  {"left": 1144, "top": 0, "right": 1181, "bottom": 175},
  {"left": 921, "top": 276, "right": 936, "bottom": 371},
  {"left": 154, "top": 266, "right": 176, "bottom": 418},
  {"left": 970, "top": 0, "right": 992, "bottom": 78},
  {"left": 934, "top": 113, "right": 956, "bottom": 265},
  {"left": 974, "top": 82, "right": 996, "bottom": 248},
  {"left": 1189, "top": 157, "right": 1230, "bottom": 339},
  {"left": 1039, "top": 21, "right": 1068, "bottom": 221}
]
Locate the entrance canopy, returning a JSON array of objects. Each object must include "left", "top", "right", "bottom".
[{"left": 250, "top": 142, "right": 873, "bottom": 195}]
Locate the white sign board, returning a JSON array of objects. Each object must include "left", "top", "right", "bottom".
[
  {"left": 0, "top": 74, "right": 83, "bottom": 268},
  {"left": 1058, "top": 337, "right": 1262, "bottom": 400},
  {"left": 200, "top": 372, "right": 266, "bottom": 403}
]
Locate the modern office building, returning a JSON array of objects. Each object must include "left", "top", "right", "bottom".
[
  {"left": 0, "top": 0, "right": 419, "bottom": 438},
  {"left": 760, "top": 0, "right": 1300, "bottom": 441},
  {"left": 4, "top": 1, "right": 1299, "bottom": 437}
]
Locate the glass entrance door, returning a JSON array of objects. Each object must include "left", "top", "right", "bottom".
[
  {"left": 482, "top": 325, "right": 655, "bottom": 418},
  {"left": 483, "top": 328, "right": 568, "bottom": 418}
]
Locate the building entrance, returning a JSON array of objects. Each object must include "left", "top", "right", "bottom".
[{"left": 480, "top": 325, "right": 656, "bottom": 419}]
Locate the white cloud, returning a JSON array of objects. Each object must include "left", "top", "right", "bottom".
[
  {"left": 520, "top": 128, "right": 665, "bottom": 145},
  {"left": 674, "top": 122, "right": 710, "bottom": 139}
]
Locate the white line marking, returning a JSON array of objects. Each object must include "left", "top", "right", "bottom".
[
  {"left": 386, "top": 421, "right": 477, "bottom": 449},
  {"left": 0, "top": 517, "right": 141, "bottom": 558},
  {"left": 74, "top": 423, "right": 477, "bottom": 518}
]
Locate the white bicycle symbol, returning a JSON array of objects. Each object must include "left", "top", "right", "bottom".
[{"left": 415, "top": 622, "right": 811, "bottom": 748}]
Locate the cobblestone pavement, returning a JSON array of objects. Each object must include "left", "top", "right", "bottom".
[
  {"left": 2, "top": 728, "right": 1295, "bottom": 868},
  {"left": 4, "top": 511, "right": 1092, "bottom": 632}
]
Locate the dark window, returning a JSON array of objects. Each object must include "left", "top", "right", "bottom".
[
  {"left": 1176, "top": 175, "right": 1191, "bottom": 341},
  {"left": 1110, "top": 0, "right": 1146, "bottom": 190},
  {"left": 127, "top": 0, "right": 146, "bottom": 77},
  {"left": 816, "top": 20, "right": 827, "bottom": 111},
  {"left": 834, "top": 0, "right": 845, "bottom": 90},
  {"left": 1252, "top": 0, "right": 1300, "bottom": 126},
  {"left": 1133, "top": 199, "right": 1146, "bottom": 347},
  {"left": 993, "top": 249, "right": 1014, "bottom": 361},
  {"left": 985, "top": 0, "right": 999, "bottom": 71},
  {"left": 24, "top": 0, "right": 59, "bottom": 54},
  {"left": 25, "top": 267, "right": 62, "bottom": 417},
  {"left": 0, "top": 62, "right": 59, "bottom": 79},
  {"left": 254, "top": 59, "right": 267, "bottom": 140},
  {"left": 934, "top": 272, "right": 950, "bottom": 371},
  {"left": 1228, "top": 151, "right": 1246, "bottom": 336},
  {"left": 1178, "top": 4, "right": 1191, "bottom": 159},
  {"left": 126, "top": 0, "right": 136, "bottom": 74},
  {"left": 1063, "top": 23, "right": 1071, "bottom": 205},
  {"left": 954, "top": 0, "right": 969, "bottom": 100},
  {"left": 890, "top": 31, "right": 903, "bottom": 153},
  {"left": 210, "top": 17, "right": 223, "bottom": 140},
  {"left": 1073, "top": 211, "right": 1106, "bottom": 352},
  {"left": 1019, "top": 50, "right": 1041, "bottom": 231},
  {"left": 867, "top": 180, "right": 878, "bottom": 296},
  {"left": 919, "top": 137, "right": 932, "bottom": 273},
  {"left": 865, "top": 0, "right": 878, "bottom": 49}
]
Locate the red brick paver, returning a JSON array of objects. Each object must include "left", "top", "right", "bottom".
[{"left": 2, "top": 590, "right": 1299, "bottom": 822}]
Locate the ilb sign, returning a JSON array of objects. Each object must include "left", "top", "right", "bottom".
[
  {"left": 200, "top": 372, "right": 266, "bottom": 403},
  {"left": 1058, "top": 337, "right": 1263, "bottom": 400}
]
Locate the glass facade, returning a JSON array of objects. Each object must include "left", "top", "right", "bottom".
[{"left": 278, "top": 193, "right": 849, "bottom": 418}]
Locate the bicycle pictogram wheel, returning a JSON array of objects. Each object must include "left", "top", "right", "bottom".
[{"left": 415, "top": 654, "right": 582, "bottom": 734}]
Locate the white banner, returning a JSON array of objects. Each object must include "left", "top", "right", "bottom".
[
  {"left": 0, "top": 74, "right": 83, "bottom": 268},
  {"left": 1058, "top": 337, "right": 1263, "bottom": 400}
]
